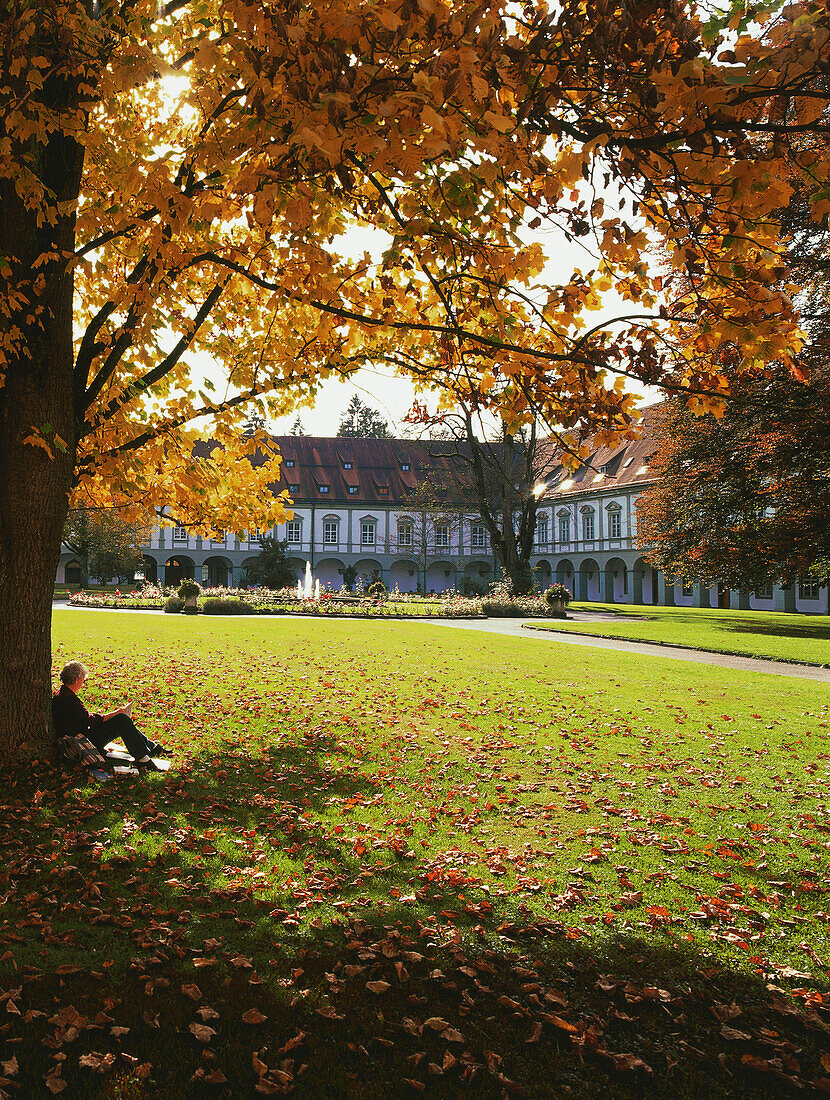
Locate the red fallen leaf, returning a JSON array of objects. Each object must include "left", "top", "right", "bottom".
[
  {"left": 1, "top": 1055, "right": 18, "bottom": 1077},
  {"left": 45, "top": 1071, "right": 66, "bottom": 1094},
  {"left": 192, "top": 957, "right": 217, "bottom": 968},
  {"left": 721, "top": 1025, "right": 752, "bottom": 1041},
  {"left": 230, "top": 955, "right": 253, "bottom": 968},
  {"left": 252, "top": 1051, "right": 268, "bottom": 1079},
  {"left": 181, "top": 983, "right": 201, "bottom": 1001},
  {"left": 242, "top": 1009, "right": 267, "bottom": 1023},
  {"left": 276, "top": 1031, "right": 306, "bottom": 1056},
  {"left": 110, "top": 1026, "right": 130, "bottom": 1038},
  {"left": 188, "top": 1022, "right": 216, "bottom": 1042},
  {"left": 197, "top": 1007, "right": 220, "bottom": 1022},
  {"left": 443, "top": 1027, "right": 464, "bottom": 1043},
  {"left": 423, "top": 1017, "right": 450, "bottom": 1031},
  {"left": 366, "top": 981, "right": 390, "bottom": 994},
  {"left": 526, "top": 1022, "right": 543, "bottom": 1043},
  {"left": 401, "top": 1080, "right": 426, "bottom": 1092},
  {"left": 204, "top": 1069, "right": 228, "bottom": 1084},
  {"left": 316, "top": 1006, "right": 345, "bottom": 1020},
  {"left": 610, "top": 1053, "right": 653, "bottom": 1073},
  {"left": 539, "top": 1013, "right": 577, "bottom": 1033}
]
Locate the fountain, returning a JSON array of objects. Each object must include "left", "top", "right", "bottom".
[
  {"left": 303, "top": 561, "right": 314, "bottom": 599},
  {"left": 314, "top": 579, "right": 321, "bottom": 601}
]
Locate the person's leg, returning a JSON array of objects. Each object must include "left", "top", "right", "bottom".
[{"left": 101, "top": 714, "right": 154, "bottom": 761}]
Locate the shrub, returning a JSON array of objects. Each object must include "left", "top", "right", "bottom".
[
  {"left": 481, "top": 598, "right": 527, "bottom": 617},
  {"left": 163, "top": 596, "right": 184, "bottom": 613},
  {"left": 544, "top": 583, "right": 572, "bottom": 606},
  {"left": 202, "top": 597, "right": 256, "bottom": 615},
  {"left": 177, "top": 580, "right": 202, "bottom": 599},
  {"left": 367, "top": 580, "right": 388, "bottom": 600}
]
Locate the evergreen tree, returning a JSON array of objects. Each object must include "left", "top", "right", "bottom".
[
  {"left": 289, "top": 416, "right": 306, "bottom": 436},
  {"left": 337, "top": 396, "right": 390, "bottom": 438}
]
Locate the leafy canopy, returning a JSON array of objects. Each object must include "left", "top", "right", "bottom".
[{"left": 2, "top": 0, "right": 830, "bottom": 522}]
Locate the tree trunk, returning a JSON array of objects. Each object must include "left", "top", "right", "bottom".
[{"left": 0, "top": 121, "right": 83, "bottom": 762}]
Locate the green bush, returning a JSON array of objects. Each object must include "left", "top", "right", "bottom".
[
  {"left": 177, "top": 580, "right": 202, "bottom": 599},
  {"left": 163, "top": 596, "right": 184, "bottom": 613},
  {"left": 202, "top": 597, "right": 256, "bottom": 615}
]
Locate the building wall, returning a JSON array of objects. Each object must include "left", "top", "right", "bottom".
[{"left": 56, "top": 478, "right": 830, "bottom": 613}]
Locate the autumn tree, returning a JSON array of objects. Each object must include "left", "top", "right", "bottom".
[
  {"left": 337, "top": 396, "right": 391, "bottom": 439},
  {"left": 2, "top": 1, "right": 830, "bottom": 761}
]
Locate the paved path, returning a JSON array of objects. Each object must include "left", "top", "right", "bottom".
[{"left": 425, "top": 617, "right": 830, "bottom": 683}]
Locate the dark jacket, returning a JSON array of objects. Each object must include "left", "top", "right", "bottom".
[{"left": 51, "top": 684, "right": 104, "bottom": 740}]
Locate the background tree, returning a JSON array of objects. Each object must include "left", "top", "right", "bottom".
[
  {"left": 337, "top": 396, "right": 391, "bottom": 439},
  {"left": 637, "top": 156, "right": 830, "bottom": 593},
  {"left": 289, "top": 416, "right": 306, "bottom": 437},
  {"left": 397, "top": 476, "right": 464, "bottom": 595},
  {"left": 245, "top": 536, "right": 297, "bottom": 591},
  {"left": 409, "top": 401, "right": 565, "bottom": 595},
  {"left": 62, "top": 507, "right": 151, "bottom": 587},
  {"left": 242, "top": 412, "right": 268, "bottom": 439},
  {"left": 2, "top": 1, "right": 830, "bottom": 760}
]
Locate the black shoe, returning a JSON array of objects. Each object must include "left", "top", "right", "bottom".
[
  {"left": 136, "top": 758, "right": 163, "bottom": 773},
  {"left": 148, "top": 742, "right": 173, "bottom": 757}
]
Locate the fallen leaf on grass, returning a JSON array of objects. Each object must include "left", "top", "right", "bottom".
[
  {"left": 242, "top": 1009, "right": 267, "bottom": 1023},
  {"left": 0, "top": 1057, "right": 17, "bottom": 1077},
  {"left": 189, "top": 1022, "right": 216, "bottom": 1042},
  {"left": 181, "top": 983, "right": 201, "bottom": 1001},
  {"left": 366, "top": 981, "right": 390, "bottom": 994}
]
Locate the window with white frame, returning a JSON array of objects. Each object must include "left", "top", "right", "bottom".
[
  {"left": 471, "top": 524, "right": 486, "bottom": 548},
  {"left": 582, "top": 511, "right": 595, "bottom": 541},
  {"left": 608, "top": 509, "right": 622, "bottom": 539},
  {"left": 210, "top": 533, "right": 226, "bottom": 546},
  {"left": 323, "top": 520, "right": 339, "bottom": 545},
  {"left": 286, "top": 520, "right": 301, "bottom": 543},
  {"left": 435, "top": 523, "right": 449, "bottom": 548},
  {"left": 535, "top": 514, "right": 548, "bottom": 546},
  {"left": 558, "top": 513, "right": 570, "bottom": 544},
  {"left": 361, "top": 520, "right": 376, "bottom": 545},
  {"left": 289, "top": 483, "right": 300, "bottom": 493},
  {"left": 755, "top": 580, "right": 773, "bottom": 599},
  {"left": 172, "top": 527, "right": 187, "bottom": 542},
  {"left": 318, "top": 484, "right": 329, "bottom": 494},
  {"left": 799, "top": 576, "right": 821, "bottom": 600},
  {"left": 397, "top": 520, "right": 412, "bottom": 546},
  {"left": 348, "top": 486, "right": 358, "bottom": 494},
  {"left": 284, "top": 459, "right": 295, "bottom": 468}
]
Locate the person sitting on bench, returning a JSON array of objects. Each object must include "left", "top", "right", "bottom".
[{"left": 52, "top": 660, "right": 167, "bottom": 773}]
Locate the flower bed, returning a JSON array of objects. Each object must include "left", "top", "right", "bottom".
[{"left": 69, "top": 583, "right": 570, "bottom": 619}]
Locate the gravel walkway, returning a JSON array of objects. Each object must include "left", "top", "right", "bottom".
[{"left": 425, "top": 617, "right": 830, "bottom": 683}]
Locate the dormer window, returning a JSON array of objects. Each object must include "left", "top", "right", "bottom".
[
  {"left": 318, "top": 485, "right": 329, "bottom": 494},
  {"left": 343, "top": 461, "right": 353, "bottom": 470},
  {"left": 349, "top": 486, "right": 358, "bottom": 494},
  {"left": 378, "top": 486, "right": 388, "bottom": 495},
  {"left": 401, "top": 463, "right": 410, "bottom": 472},
  {"left": 284, "top": 459, "right": 295, "bottom": 468},
  {"left": 289, "top": 483, "right": 300, "bottom": 493}
]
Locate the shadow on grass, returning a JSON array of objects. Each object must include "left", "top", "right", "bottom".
[
  {"left": 718, "top": 616, "right": 830, "bottom": 641},
  {"left": 1, "top": 743, "right": 829, "bottom": 1099}
]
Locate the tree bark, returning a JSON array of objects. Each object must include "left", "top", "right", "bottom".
[{"left": 0, "top": 120, "right": 83, "bottom": 762}]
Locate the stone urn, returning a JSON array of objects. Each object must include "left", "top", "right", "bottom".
[{"left": 178, "top": 580, "right": 202, "bottom": 615}]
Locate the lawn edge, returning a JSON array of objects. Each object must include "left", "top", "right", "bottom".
[{"left": 522, "top": 622, "right": 830, "bottom": 668}]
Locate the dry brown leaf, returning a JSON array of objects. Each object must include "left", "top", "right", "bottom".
[
  {"left": 188, "top": 1022, "right": 216, "bottom": 1043},
  {"left": 366, "top": 981, "right": 390, "bottom": 994},
  {"left": 242, "top": 1009, "right": 267, "bottom": 1024}
]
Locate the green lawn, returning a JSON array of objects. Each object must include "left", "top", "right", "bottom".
[
  {"left": 533, "top": 603, "right": 830, "bottom": 665},
  {"left": 2, "top": 610, "right": 830, "bottom": 1097}
]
